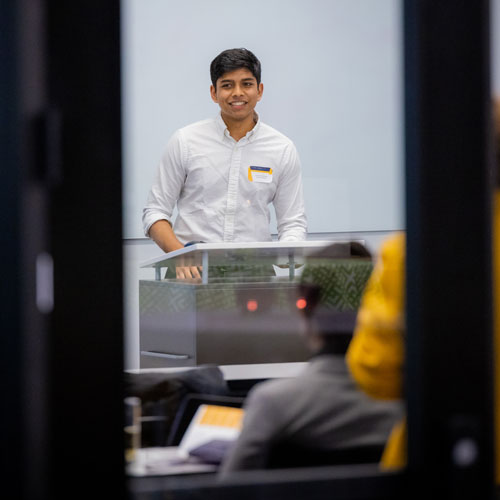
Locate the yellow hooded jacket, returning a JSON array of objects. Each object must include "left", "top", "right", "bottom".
[{"left": 346, "top": 192, "right": 500, "bottom": 479}]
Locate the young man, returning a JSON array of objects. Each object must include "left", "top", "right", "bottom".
[{"left": 142, "top": 48, "right": 307, "bottom": 278}]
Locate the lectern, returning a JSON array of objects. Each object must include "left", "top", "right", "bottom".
[{"left": 139, "top": 241, "right": 366, "bottom": 368}]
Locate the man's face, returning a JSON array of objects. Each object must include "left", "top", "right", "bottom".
[{"left": 210, "top": 68, "right": 263, "bottom": 123}]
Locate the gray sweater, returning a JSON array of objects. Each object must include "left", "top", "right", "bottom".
[{"left": 219, "top": 354, "right": 403, "bottom": 475}]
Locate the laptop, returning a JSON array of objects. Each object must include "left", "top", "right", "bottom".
[{"left": 127, "top": 395, "right": 244, "bottom": 476}]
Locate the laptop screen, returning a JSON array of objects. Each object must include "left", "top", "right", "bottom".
[{"left": 179, "top": 404, "right": 244, "bottom": 453}]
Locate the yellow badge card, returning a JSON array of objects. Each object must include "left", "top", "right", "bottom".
[{"left": 248, "top": 166, "right": 273, "bottom": 183}]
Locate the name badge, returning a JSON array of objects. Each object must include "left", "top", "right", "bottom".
[{"left": 248, "top": 166, "right": 273, "bottom": 183}]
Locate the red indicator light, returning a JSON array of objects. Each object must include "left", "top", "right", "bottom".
[
  {"left": 296, "top": 298, "right": 307, "bottom": 310},
  {"left": 247, "top": 299, "right": 258, "bottom": 312}
]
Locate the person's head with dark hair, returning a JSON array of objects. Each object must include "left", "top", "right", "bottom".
[
  {"left": 209, "top": 48, "right": 264, "bottom": 134},
  {"left": 210, "top": 48, "right": 261, "bottom": 87},
  {"left": 297, "top": 242, "right": 373, "bottom": 356}
]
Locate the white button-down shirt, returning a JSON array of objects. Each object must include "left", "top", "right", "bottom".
[{"left": 142, "top": 114, "right": 307, "bottom": 245}]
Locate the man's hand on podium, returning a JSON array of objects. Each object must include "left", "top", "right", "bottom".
[{"left": 176, "top": 265, "right": 202, "bottom": 280}]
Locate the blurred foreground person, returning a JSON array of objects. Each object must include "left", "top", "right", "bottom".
[
  {"left": 219, "top": 242, "right": 403, "bottom": 476},
  {"left": 347, "top": 99, "right": 500, "bottom": 479}
]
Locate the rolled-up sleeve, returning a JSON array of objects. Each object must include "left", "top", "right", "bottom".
[
  {"left": 274, "top": 143, "right": 307, "bottom": 241},
  {"left": 142, "top": 130, "right": 186, "bottom": 237}
]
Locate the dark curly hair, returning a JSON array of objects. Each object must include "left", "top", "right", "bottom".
[{"left": 210, "top": 48, "right": 261, "bottom": 88}]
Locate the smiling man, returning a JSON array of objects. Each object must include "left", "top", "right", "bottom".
[{"left": 143, "top": 48, "right": 307, "bottom": 278}]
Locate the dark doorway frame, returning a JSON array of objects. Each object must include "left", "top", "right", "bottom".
[{"left": 1, "top": 1, "right": 495, "bottom": 499}]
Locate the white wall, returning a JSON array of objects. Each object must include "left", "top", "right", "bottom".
[
  {"left": 121, "top": 0, "right": 404, "bottom": 239},
  {"left": 122, "top": 0, "right": 500, "bottom": 370}
]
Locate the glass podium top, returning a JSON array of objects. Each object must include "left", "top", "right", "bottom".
[{"left": 140, "top": 240, "right": 362, "bottom": 283}]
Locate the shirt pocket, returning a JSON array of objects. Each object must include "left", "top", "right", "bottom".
[{"left": 242, "top": 173, "right": 276, "bottom": 210}]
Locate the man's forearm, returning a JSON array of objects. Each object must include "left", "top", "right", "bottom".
[
  {"left": 149, "top": 220, "right": 201, "bottom": 279},
  {"left": 148, "top": 220, "right": 184, "bottom": 253}
]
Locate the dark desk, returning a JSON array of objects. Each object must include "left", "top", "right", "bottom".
[{"left": 126, "top": 463, "right": 405, "bottom": 500}]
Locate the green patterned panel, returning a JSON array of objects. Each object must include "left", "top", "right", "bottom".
[
  {"left": 139, "top": 281, "right": 196, "bottom": 314},
  {"left": 140, "top": 279, "right": 298, "bottom": 314},
  {"left": 206, "top": 264, "right": 275, "bottom": 279},
  {"left": 299, "top": 259, "right": 373, "bottom": 311},
  {"left": 195, "top": 287, "right": 238, "bottom": 311},
  {"left": 166, "top": 264, "right": 275, "bottom": 280}
]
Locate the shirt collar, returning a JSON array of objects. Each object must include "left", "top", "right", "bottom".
[
  {"left": 248, "top": 112, "right": 261, "bottom": 140},
  {"left": 215, "top": 113, "right": 228, "bottom": 138},
  {"left": 215, "top": 112, "right": 261, "bottom": 142}
]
